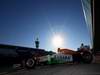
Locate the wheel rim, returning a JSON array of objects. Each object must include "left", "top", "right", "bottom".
[
  {"left": 84, "top": 54, "right": 91, "bottom": 59},
  {"left": 26, "top": 58, "right": 35, "bottom": 67},
  {"left": 83, "top": 53, "right": 92, "bottom": 62}
]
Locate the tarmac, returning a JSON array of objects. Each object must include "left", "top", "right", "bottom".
[{"left": 0, "top": 63, "right": 100, "bottom": 75}]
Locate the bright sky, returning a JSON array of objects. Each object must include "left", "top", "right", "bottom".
[{"left": 0, "top": 0, "right": 91, "bottom": 52}]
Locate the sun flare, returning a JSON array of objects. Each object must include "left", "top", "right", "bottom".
[{"left": 52, "top": 35, "right": 63, "bottom": 48}]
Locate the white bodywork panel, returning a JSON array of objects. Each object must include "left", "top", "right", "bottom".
[
  {"left": 38, "top": 54, "right": 73, "bottom": 63},
  {"left": 52, "top": 54, "right": 73, "bottom": 62}
]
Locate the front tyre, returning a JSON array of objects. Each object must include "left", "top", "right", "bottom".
[{"left": 24, "top": 58, "right": 36, "bottom": 69}]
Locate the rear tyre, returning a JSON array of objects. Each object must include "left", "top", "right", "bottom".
[{"left": 81, "top": 52, "right": 93, "bottom": 63}]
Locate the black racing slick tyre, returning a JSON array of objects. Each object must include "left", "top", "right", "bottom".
[
  {"left": 81, "top": 52, "right": 93, "bottom": 63},
  {"left": 24, "top": 58, "right": 36, "bottom": 69}
]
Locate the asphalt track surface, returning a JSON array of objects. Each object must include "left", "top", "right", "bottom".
[{"left": 1, "top": 64, "right": 100, "bottom": 75}]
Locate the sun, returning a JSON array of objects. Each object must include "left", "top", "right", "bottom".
[{"left": 52, "top": 35, "right": 63, "bottom": 48}]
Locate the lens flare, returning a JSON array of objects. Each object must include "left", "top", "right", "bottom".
[{"left": 52, "top": 35, "right": 63, "bottom": 48}]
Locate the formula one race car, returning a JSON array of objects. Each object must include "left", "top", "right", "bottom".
[{"left": 0, "top": 44, "right": 93, "bottom": 69}]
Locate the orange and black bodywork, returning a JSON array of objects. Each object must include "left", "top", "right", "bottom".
[{"left": 58, "top": 48, "right": 93, "bottom": 63}]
